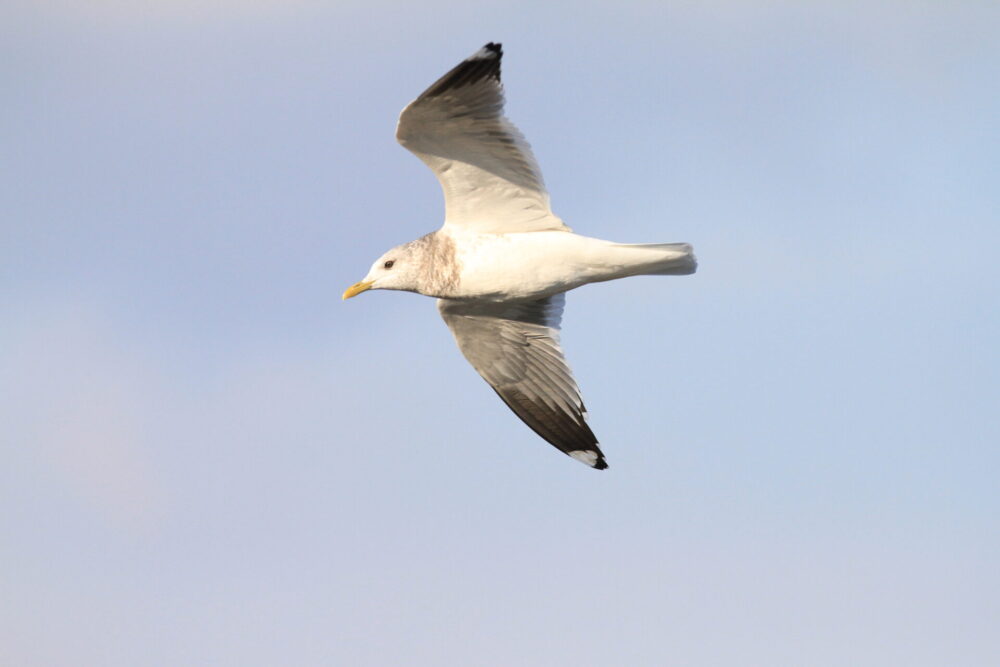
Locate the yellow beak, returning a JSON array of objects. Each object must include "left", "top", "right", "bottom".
[{"left": 342, "top": 280, "right": 375, "bottom": 300}]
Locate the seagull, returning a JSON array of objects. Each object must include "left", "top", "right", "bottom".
[{"left": 343, "top": 43, "right": 696, "bottom": 469}]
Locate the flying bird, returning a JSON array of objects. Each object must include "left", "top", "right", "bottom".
[{"left": 343, "top": 43, "right": 696, "bottom": 469}]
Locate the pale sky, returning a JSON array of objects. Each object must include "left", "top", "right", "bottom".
[{"left": 3, "top": 1, "right": 999, "bottom": 665}]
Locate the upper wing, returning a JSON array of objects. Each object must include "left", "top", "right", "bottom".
[
  {"left": 437, "top": 294, "right": 607, "bottom": 469},
  {"left": 396, "top": 43, "right": 570, "bottom": 234}
]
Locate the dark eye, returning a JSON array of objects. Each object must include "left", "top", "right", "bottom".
[{"left": 383, "top": 260, "right": 395, "bottom": 269}]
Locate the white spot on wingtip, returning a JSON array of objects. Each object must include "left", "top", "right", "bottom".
[
  {"left": 470, "top": 46, "right": 499, "bottom": 60},
  {"left": 569, "top": 450, "right": 599, "bottom": 467}
]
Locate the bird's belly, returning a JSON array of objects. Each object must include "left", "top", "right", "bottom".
[{"left": 447, "top": 232, "right": 599, "bottom": 301}]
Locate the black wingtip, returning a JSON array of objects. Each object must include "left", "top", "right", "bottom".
[
  {"left": 594, "top": 458, "right": 609, "bottom": 470},
  {"left": 420, "top": 43, "right": 504, "bottom": 98}
]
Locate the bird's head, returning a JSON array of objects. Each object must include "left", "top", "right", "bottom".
[{"left": 342, "top": 243, "right": 423, "bottom": 299}]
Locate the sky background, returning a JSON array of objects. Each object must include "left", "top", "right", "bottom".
[{"left": 3, "top": 1, "right": 999, "bottom": 665}]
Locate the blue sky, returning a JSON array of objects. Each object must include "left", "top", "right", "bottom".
[{"left": 3, "top": 1, "right": 999, "bottom": 665}]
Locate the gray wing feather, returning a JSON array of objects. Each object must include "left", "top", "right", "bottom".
[
  {"left": 396, "top": 43, "right": 569, "bottom": 234},
  {"left": 438, "top": 294, "right": 607, "bottom": 469}
]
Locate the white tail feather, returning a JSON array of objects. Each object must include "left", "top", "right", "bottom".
[{"left": 617, "top": 242, "right": 697, "bottom": 276}]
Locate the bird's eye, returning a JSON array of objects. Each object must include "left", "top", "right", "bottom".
[{"left": 383, "top": 260, "right": 395, "bottom": 269}]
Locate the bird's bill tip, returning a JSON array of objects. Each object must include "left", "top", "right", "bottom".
[{"left": 342, "top": 280, "right": 375, "bottom": 300}]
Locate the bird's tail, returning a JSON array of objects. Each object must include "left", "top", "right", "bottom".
[{"left": 618, "top": 242, "right": 697, "bottom": 276}]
